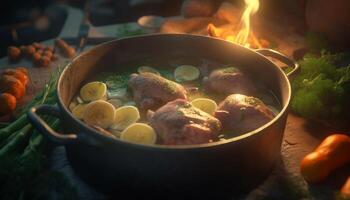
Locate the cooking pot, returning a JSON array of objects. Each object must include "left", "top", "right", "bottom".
[{"left": 28, "top": 34, "right": 298, "bottom": 198}]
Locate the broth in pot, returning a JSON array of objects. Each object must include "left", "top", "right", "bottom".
[{"left": 69, "top": 56, "right": 281, "bottom": 146}]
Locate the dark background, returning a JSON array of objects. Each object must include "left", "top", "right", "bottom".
[{"left": 0, "top": 0, "right": 185, "bottom": 57}]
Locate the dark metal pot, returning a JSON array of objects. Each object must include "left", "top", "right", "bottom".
[{"left": 28, "top": 34, "right": 298, "bottom": 198}]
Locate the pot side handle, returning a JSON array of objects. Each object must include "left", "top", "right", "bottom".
[
  {"left": 255, "top": 48, "right": 300, "bottom": 79},
  {"left": 27, "top": 104, "right": 77, "bottom": 144}
]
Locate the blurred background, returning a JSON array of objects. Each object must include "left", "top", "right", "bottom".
[
  {"left": 0, "top": 0, "right": 187, "bottom": 57},
  {"left": 1, "top": 0, "right": 349, "bottom": 57}
]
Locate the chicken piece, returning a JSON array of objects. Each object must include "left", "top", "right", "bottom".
[
  {"left": 148, "top": 99, "right": 222, "bottom": 145},
  {"left": 128, "top": 73, "right": 187, "bottom": 111},
  {"left": 214, "top": 94, "right": 275, "bottom": 135},
  {"left": 203, "top": 67, "right": 257, "bottom": 95}
]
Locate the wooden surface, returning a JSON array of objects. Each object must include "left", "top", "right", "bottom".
[{"left": 1, "top": 7, "right": 349, "bottom": 199}]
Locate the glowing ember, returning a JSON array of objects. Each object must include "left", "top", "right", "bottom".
[{"left": 207, "top": 0, "right": 260, "bottom": 48}]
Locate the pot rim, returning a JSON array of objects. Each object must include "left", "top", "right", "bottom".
[{"left": 57, "top": 33, "right": 291, "bottom": 150}]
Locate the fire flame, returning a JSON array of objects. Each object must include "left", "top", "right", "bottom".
[
  {"left": 234, "top": 0, "right": 259, "bottom": 45},
  {"left": 208, "top": 0, "right": 260, "bottom": 47}
]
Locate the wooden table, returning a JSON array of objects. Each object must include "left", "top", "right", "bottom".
[{"left": 1, "top": 6, "right": 349, "bottom": 199}]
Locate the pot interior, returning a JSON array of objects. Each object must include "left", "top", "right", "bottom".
[{"left": 58, "top": 34, "right": 290, "bottom": 124}]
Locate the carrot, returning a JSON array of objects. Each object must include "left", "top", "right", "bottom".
[
  {"left": 0, "top": 75, "right": 25, "bottom": 99},
  {"left": 2, "top": 69, "right": 29, "bottom": 87},
  {"left": 301, "top": 134, "right": 350, "bottom": 183},
  {"left": 55, "top": 38, "right": 75, "bottom": 58},
  {"left": 0, "top": 93, "right": 17, "bottom": 116}
]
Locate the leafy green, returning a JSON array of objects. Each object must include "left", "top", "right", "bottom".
[
  {"left": 96, "top": 72, "right": 130, "bottom": 90},
  {"left": 291, "top": 52, "right": 350, "bottom": 119}
]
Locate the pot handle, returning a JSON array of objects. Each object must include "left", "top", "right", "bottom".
[
  {"left": 27, "top": 104, "right": 78, "bottom": 144},
  {"left": 255, "top": 48, "right": 300, "bottom": 78}
]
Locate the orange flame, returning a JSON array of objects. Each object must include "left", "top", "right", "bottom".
[
  {"left": 207, "top": 0, "right": 260, "bottom": 48},
  {"left": 234, "top": 0, "right": 259, "bottom": 45}
]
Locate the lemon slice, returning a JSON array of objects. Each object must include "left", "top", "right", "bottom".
[
  {"left": 80, "top": 81, "right": 107, "bottom": 102},
  {"left": 83, "top": 100, "right": 115, "bottom": 129},
  {"left": 108, "top": 128, "right": 122, "bottom": 138},
  {"left": 191, "top": 98, "right": 217, "bottom": 115},
  {"left": 111, "top": 106, "right": 140, "bottom": 131},
  {"left": 76, "top": 96, "right": 84, "bottom": 104},
  {"left": 120, "top": 123, "right": 157, "bottom": 145},
  {"left": 107, "top": 99, "right": 123, "bottom": 109},
  {"left": 72, "top": 104, "right": 87, "bottom": 119},
  {"left": 69, "top": 101, "right": 78, "bottom": 111},
  {"left": 137, "top": 66, "right": 160, "bottom": 76},
  {"left": 174, "top": 65, "right": 200, "bottom": 82}
]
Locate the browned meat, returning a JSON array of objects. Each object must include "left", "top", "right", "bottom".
[
  {"left": 214, "top": 94, "right": 275, "bottom": 135},
  {"left": 128, "top": 73, "right": 187, "bottom": 111},
  {"left": 203, "top": 67, "right": 257, "bottom": 95},
  {"left": 148, "top": 99, "right": 222, "bottom": 145}
]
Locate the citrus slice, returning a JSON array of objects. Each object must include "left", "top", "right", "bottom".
[
  {"left": 174, "top": 65, "right": 200, "bottom": 82},
  {"left": 69, "top": 101, "right": 78, "bottom": 111},
  {"left": 76, "top": 96, "right": 84, "bottom": 104},
  {"left": 111, "top": 106, "right": 140, "bottom": 131},
  {"left": 83, "top": 100, "right": 115, "bottom": 129},
  {"left": 72, "top": 104, "right": 87, "bottom": 119},
  {"left": 120, "top": 123, "right": 157, "bottom": 145},
  {"left": 137, "top": 66, "right": 160, "bottom": 76},
  {"left": 80, "top": 81, "right": 107, "bottom": 102},
  {"left": 190, "top": 98, "right": 217, "bottom": 115}
]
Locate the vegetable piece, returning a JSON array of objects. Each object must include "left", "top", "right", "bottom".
[
  {"left": 190, "top": 98, "right": 217, "bottom": 115},
  {"left": 43, "top": 50, "right": 53, "bottom": 60},
  {"left": 83, "top": 100, "right": 115, "bottom": 129},
  {"left": 7, "top": 46, "right": 21, "bottom": 61},
  {"left": 32, "top": 42, "right": 44, "bottom": 50},
  {"left": 16, "top": 67, "right": 28, "bottom": 76},
  {"left": 23, "top": 45, "right": 36, "bottom": 58},
  {"left": 2, "top": 69, "right": 29, "bottom": 86},
  {"left": 111, "top": 106, "right": 140, "bottom": 131},
  {"left": 174, "top": 65, "right": 200, "bottom": 82},
  {"left": 32, "top": 52, "right": 41, "bottom": 63},
  {"left": 55, "top": 39, "right": 76, "bottom": 58},
  {"left": 340, "top": 177, "right": 350, "bottom": 198},
  {"left": 291, "top": 53, "right": 350, "bottom": 119},
  {"left": 0, "top": 124, "right": 32, "bottom": 159},
  {"left": 80, "top": 81, "right": 107, "bottom": 102},
  {"left": 69, "top": 101, "right": 78, "bottom": 111},
  {"left": 76, "top": 96, "right": 84, "bottom": 104},
  {"left": 0, "top": 93, "right": 17, "bottom": 116},
  {"left": 120, "top": 123, "right": 157, "bottom": 145},
  {"left": 0, "top": 75, "right": 25, "bottom": 99},
  {"left": 137, "top": 66, "right": 160, "bottom": 76},
  {"left": 108, "top": 128, "right": 122, "bottom": 138},
  {"left": 107, "top": 99, "right": 123, "bottom": 109},
  {"left": 72, "top": 104, "right": 87, "bottom": 119},
  {"left": 37, "top": 56, "right": 50, "bottom": 67},
  {"left": 45, "top": 46, "right": 54, "bottom": 52},
  {"left": 300, "top": 134, "right": 350, "bottom": 183}
]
